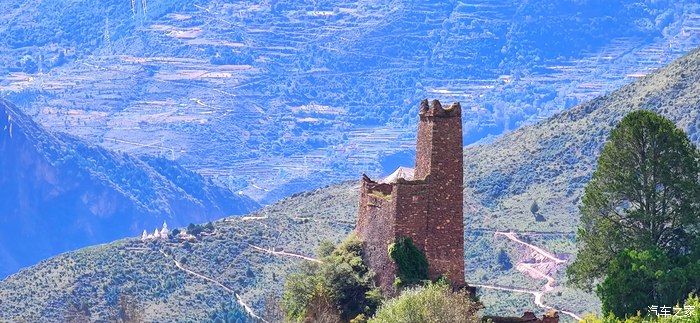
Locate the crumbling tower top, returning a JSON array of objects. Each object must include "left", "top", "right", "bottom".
[{"left": 415, "top": 99, "right": 463, "bottom": 183}]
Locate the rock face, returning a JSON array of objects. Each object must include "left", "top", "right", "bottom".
[
  {"left": 0, "top": 99, "right": 258, "bottom": 278},
  {"left": 356, "top": 99, "right": 465, "bottom": 294}
]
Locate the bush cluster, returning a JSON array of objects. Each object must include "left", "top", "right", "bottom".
[
  {"left": 387, "top": 237, "right": 429, "bottom": 288},
  {"left": 281, "top": 234, "right": 382, "bottom": 322},
  {"left": 597, "top": 248, "right": 700, "bottom": 318},
  {"left": 369, "top": 281, "right": 480, "bottom": 323}
]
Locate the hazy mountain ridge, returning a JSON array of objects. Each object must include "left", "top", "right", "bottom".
[
  {"left": 2, "top": 46, "right": 699, "bottom": 321},
  {"left": 0, "top": 99, "right": 258, "bottom": 278},
  {"left": 2, "top": 0, "right": 698, "bottom": 202}
]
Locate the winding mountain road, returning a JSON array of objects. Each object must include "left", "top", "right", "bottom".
[
  {"left": 249, "top": 244, "right": 322, "bottom": 263},
  {"left": 470, "top": 231, "right": 583, "bottom": 322},
  {"left": 494, "top": 231, "right": 566, "bottom": 264},
  {"left": 159, "top": 249, "right": 266, "bottom": 322},
  {"left": 471, "top": 283, "right": 582, "bottom": 321},
  {"left": 161, "top": 227, "right": 580, "bottom": 321}
]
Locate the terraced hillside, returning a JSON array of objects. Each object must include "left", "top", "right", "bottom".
[
  {"left": 1, "top": 46, "right": 699, "bottom": 323},
  {"left": 1, "top": 0, "right": 699, "bottom": 202},
  {"left": 0, "top": 99, "right": 258, "bottom": 279}
]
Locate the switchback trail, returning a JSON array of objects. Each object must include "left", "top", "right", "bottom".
[
  {"left": 469, "top": 231, "right": 583, "bottom": 321},
  {"left": 159, "top": 249, "right": 266, "bottom": 322},
  {"left": 467, "top": 228, "right": 576, "bottom": 237},
  {"left": 494, "top": 231, "right": 566, "bottom": 264}
]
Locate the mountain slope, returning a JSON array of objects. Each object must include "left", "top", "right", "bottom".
[
  {"left": 0, "top": 99, "right": 258, "bottom": 278},
  {"left": 463, "top": 47, "right": 700, "bottom": 233},
  {"left": 1, "top": 48, "right": 699, "bottom": 321},
  {"left": 1, "top": 1, "right": 699, "bottom": 202}
]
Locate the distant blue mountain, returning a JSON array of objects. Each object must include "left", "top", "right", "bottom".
[{"left": 0, "top": 99, "right": 258, "bottom": 278}]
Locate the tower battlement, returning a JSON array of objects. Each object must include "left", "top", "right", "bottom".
[
  {"left": 418, "top": 99, "right": 462, "bottom": 118},
  {"left": 355, "top": 99, "right": 465, "bottom": 295}
]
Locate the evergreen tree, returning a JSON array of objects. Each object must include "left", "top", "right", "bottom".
[
  {"left": 530, "top": 201, "right": 539, "bottom": 215},
  {"left": 596, "top": 247, "right": 700, "bottom": 318},
  {"left": 567, "top": 110, "right": 700, "bottom": 316},
  {"left": 497, "top": 249, "right": 513, "bottom": 271}
]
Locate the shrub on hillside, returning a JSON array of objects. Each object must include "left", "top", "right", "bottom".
[
  {"left": 187, "top": 223, "right": 204, "bottom": 236},
  {"left": 369, "top": 281, "right": 480, "bottom": 323},
  {"left": 206, "top": 300, "right": 250, "bottom": 323},
  {"left": 281, "top": 234, "right": 382, "bottom": 322},
  {"left": 316, "top": 240, "right": 336, "bottom": 258},
  {"left": 497, "top": 249, "right": 513, "bottom": 271},
  {"left": 530, "top": 201, "right": 540, "bottom": 214}
]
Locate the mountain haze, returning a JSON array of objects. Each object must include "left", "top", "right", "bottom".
[
  {"left": 0, "top": 99, "right": 258, "bottom": 278},
  {"left": 2, "top": 0, "right": 699, "bottom": 203},
  {"left": 1, "top": 47, "right": 700, "bottom": 321}
]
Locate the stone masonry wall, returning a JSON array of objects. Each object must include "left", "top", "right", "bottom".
[
  {"left": 414, "top": 100, "right": 465, "bottom": 285},
  {"left": 356, "top": 99, "right": 465, "bottom": 294},
  {"left": 355, "top": 176, "right": 399, "bottom": 295},
  {"left": 393, "top": 181, "right": 429, "bottom": 253}
]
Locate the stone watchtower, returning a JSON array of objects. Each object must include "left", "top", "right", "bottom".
[{"left": 355, "top": 99, "right": 465, "bottom": 295}]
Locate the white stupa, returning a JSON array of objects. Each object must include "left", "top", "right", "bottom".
[{"left": 160, "top": 222, "right": 169, "bottom": 239}]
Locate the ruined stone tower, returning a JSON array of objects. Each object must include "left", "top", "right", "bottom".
[{"left": 355, "top": 99, "right": 465, "bottom": 295}]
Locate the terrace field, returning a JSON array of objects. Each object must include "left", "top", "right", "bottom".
[
  {"left": 2, "top": 44, "right": 699, "bottom": 322},
  {"left": 1, "top": 0, "right": 699, "bottom": 202}
]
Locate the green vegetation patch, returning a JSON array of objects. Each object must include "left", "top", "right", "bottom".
[
  {"left": 370, "top": 281, "right": 480, "bottom": 323},
  {"left": 282, "top": 234, "right": 382, "bottom": 322},
  {"left": 568, "top": 110, "right": 700, "bottom": 318},
  {"left": 580, "top": 294, "right": 700, "bottom": 323},
  {"left": 388, "top": 237, "right": 429, "bottom": 288},
  {"left": 368, "top": 190, "right": 392, "bottom": 201}
]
